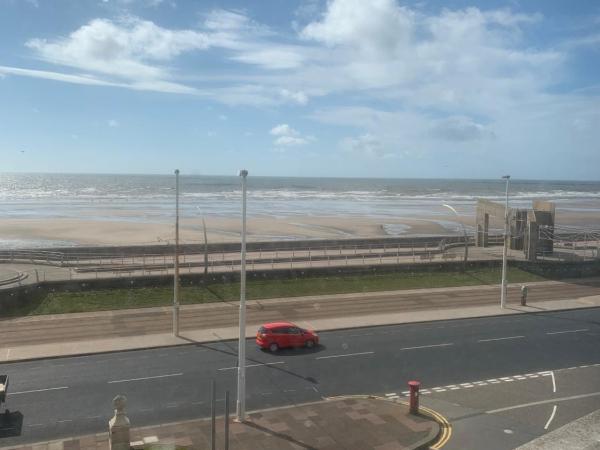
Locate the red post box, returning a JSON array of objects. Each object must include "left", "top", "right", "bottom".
[{"left": 408, "top": 380, "right": 420, "bottom": 414}]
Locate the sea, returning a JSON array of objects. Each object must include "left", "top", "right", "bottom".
[{"left": 1, "top": 173, "right": 599, "bottom": 247}]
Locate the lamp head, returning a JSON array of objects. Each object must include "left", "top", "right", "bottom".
[{"left": 238, "top": 169, "right": 248, "bottom": 177}]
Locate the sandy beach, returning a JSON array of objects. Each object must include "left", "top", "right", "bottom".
[{"left": 0, "top": 207, "right": 597, "bottom": 248}]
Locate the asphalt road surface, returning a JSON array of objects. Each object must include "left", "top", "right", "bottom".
[{"left": 1, "top": 307, "right": 599, "bottom": 449}]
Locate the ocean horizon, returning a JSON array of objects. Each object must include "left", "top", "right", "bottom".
[{"left": 1, "top": 173, "right": 599, "bottom": 223}]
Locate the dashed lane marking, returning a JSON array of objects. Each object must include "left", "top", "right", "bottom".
[
  {"left": 108, "top": 373, "right": 182, "bottom": 383},
  {"left": 546, "top": 328, "right": 588, "bottom": 335},
  {"left": 399, "top": 343, "right": 453, "bottom": 351},
  {"left": 9, "top": 386, "right": 69, "bottom": 395},
  {"left": 316, "top": 351, "right": 374, "bottom": 360},
  {"left": 478, "top": 335, "right": 525, "bottom": 343},
  {"left": 391, "top": 364, "right": 599, "bottom": 398},
  {"left": 218, "top": 362, "right": 285, "bottom": 371}
]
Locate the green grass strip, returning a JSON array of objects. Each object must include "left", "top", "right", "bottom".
[{"left": 4, "top": 266, "right": 546, "bottom": 317}]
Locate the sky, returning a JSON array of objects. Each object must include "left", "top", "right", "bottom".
[{"left": 0, "top": 0, "right": 599, "bottom": 179}]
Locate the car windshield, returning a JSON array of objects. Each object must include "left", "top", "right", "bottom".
[{"left": 1, "top": 1, "right": 599, "bottom": 450}]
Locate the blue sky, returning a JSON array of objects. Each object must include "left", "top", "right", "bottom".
[{"left": 0, "top": 0, "right": 598, "bottom": 179}]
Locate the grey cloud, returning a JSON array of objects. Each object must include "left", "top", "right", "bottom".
[{"left": 430, "top": 116, "right": 495, "bottom": 141}]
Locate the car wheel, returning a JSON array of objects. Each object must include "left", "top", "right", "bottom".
[
  {"left": 269, "top": 342, "right": 279, "bottom": 352},
  {"left": 305, "top": 340, "right": 315, "bottom": 349}
]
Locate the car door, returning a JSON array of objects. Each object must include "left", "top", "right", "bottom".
[
  {"left": 272, "top": 327, "right": 289, "bottom": 348},
  {"left": 288, "top": 326, "right": 303, "bottom": 347}
]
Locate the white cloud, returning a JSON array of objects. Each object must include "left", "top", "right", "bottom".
[
  {"left": 274, "top": 135, "right": 308, "bottom": 146},
  {"left": 218, "top": 114, "right": 227, "bottom": 121},
  {"left": 270, "top": 124, "right": 299, "bottom": 137},
  {"left": 25, "top": 18, "right": 210, "bottom": 80},
  {"left": 230, "top": 47, "right": 305, "bottom": 69},
  {"left": 278, "top": 89, "right": 308, "bottom": 105},
  {"left": 108, "top": 119, "right": 119, "bottom": 127},
  {"left": 0, "top": 65, "right": 123, "bottom": 87},
  {"left": 270, "top": 123, "right": 313, "bottom": 147}
]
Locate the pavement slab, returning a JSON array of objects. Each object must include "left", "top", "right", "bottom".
[{"left": 0, "top": 397, "right": 440, "bottom": 450}]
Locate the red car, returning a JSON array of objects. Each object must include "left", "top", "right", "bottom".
[{"left": 256, "top": 322, "right": 319, "bottom": 352}]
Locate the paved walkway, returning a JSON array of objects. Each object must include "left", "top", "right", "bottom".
[
  {"left": 0, "top": 397, "right": 441, "bottom": 450},
  {"left": 515, "top": 408, "right": 600, "bottom": 450},
  {"left": 1, "top": 278, "right": 600, "bottom": 363}
]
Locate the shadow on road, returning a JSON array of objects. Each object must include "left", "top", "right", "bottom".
[
  {"left": 0, "top": 410, "right": 23, "bottom": 438},
  {"left": 178, "top": 334, "right": 324, "bottom": 385}
]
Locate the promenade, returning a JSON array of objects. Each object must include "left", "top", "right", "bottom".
[{"left": 2, "top": 277, "right": 600, "bottom": 362}]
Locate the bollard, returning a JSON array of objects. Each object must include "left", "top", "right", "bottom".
[
  {"left": 408, "top": 380, "right": 420, "bottom": 415},
  {"left": 521, "top": 285, "right": 528, "bottom": 306},
  {"left": 109, "top": 395, "right": 130, "bottom": 450}
]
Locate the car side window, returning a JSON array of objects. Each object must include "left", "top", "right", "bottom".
[
  {"left": 273, "top": 327, "right": 286, "bottom": 334},
  {"left": 289, "top": 327, "right": 301, "bottom": 334}
]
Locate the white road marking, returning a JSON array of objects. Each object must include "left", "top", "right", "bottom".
[
  {"left": 433, "top": 388, "right": 446, "bottom": 392},
  {"left": 57, "top": 419, "right": 72, "bottom": 424},
  {"left": 544, "top": 405, "right": 558, "bottom": 430},
  {"left": 546, "top": 329, "right": 588, "bottom": 335},
  {"left": 9, "top": 386, "right": 69, "bottom": 395},
  {"left": 166, "top": 404, "right": 178, "bottom": 408},
  {"left": 27, "top": 424, "right": 44, "bottom": 427},
  {"left": 385, "top": 393, "right": 397, "bottom": 397},
  {"left": 399, "top": 343, "right": 454, "bottom": 351},
  {"left": 316, "top": 351, "right": 374, "bottom": 360},
  {"left": 550, "top": 371, "right": 557, "bottom": 393},
  {"left": 108, "top": 373, "right": 182, "bottom": 383},
  {"left": 191, "top": 401, "right": 204, "bottom": 405},
  {"left": 478, "top": 335, "right": 525, "bottom": 343},
  {"left": 218, "top": 362, "right": 285, "bottom": 371},
  {"left": 486, "top": 391, "right": 600, "bottom": 414}
]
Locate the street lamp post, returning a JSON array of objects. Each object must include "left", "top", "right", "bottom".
[
  {"left": 236, "top": 169, "right": 248, "bottom": 422},
  {"left": 500, "top": 175, "right": 511, "bottom": 309},
  {"left": 173, "top": 169, "right": 180, "bottom": 335},
  {"left": 442, "top": 204, "right": 469, "bottom": 271}
]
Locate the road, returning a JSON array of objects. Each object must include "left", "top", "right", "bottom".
[{"left": 1, "top": 308, "right": 600, "bottom": 448}]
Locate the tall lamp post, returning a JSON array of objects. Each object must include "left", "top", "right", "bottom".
[
  {"left": 500, "top": 175, "right": 511, "bottom": 309},
  {"left": 442, "top": 204, "right": 469, "bottom": 271},
  {"left": 236, "top": 169, "right": 248, "bottom": 422},
  {"left": 173, "top": 169, "right": 180, "bottom": 335}
]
